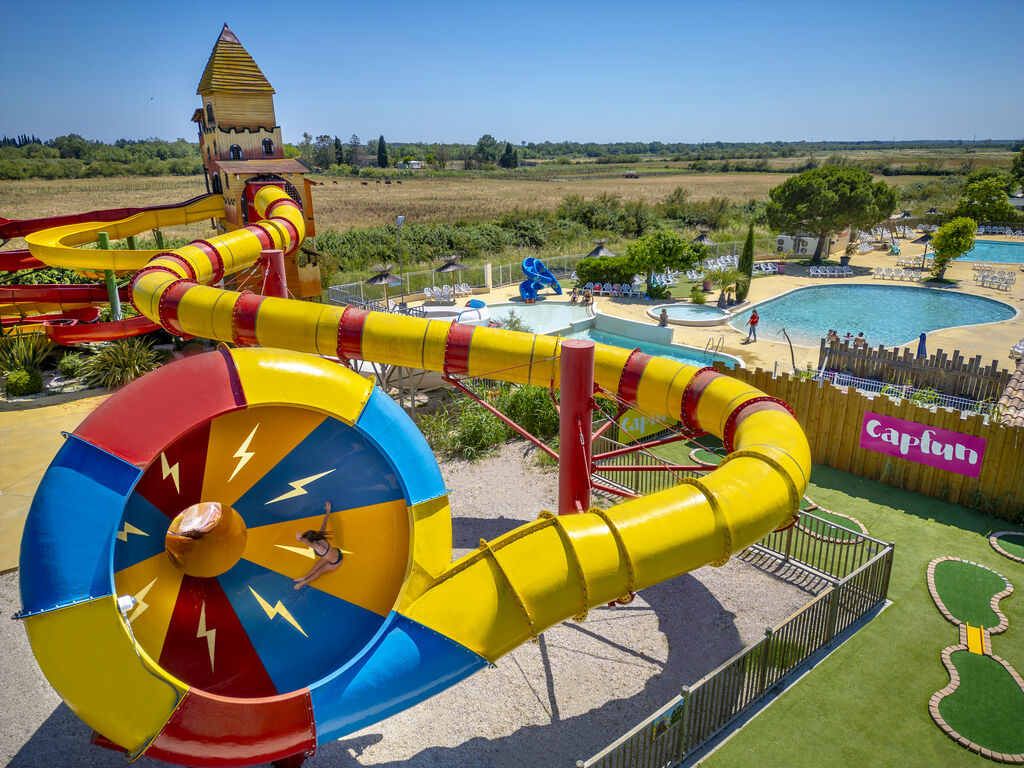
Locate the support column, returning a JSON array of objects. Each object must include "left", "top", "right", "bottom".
[
  {"left": 97, "top": 231, "right": 121, "bottom": 321},
  {"left": 261, "top": 249, "right": 288, "bottom": 298},
  {"left": 558, "top": 339, "right": 594, "bottom": 515}
]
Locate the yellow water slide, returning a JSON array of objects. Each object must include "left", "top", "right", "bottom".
[{"left": 28, "top": 186, "right": 810, "bottom": 664}]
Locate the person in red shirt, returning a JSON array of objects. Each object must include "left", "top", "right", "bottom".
[{"left": 745, "top": 309, "right": 759, "bottom": 342}]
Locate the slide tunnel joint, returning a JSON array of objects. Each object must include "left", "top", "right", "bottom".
[
  {"left": 676, "top": 478, "right": 733, "bottom": 567},
  {"left": 722, "top": 396, "right": 795, "bottom": 453},
  {"left": 587, "top": 507, "right": 636, "bottom": 602},
  {"left": 538, "top": 510, "right": 590, "bottom": 622}
]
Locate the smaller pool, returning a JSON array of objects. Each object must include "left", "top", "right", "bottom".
[
  {"left": 564, "top": 328, "right": 736, "bottom": 369},
  {"left": 959, "top": 239, "right": 1024, "bottom": 264},
  {"left": 489, "top": 302, "right": 591, "bottom": 333},
  {"left": 651, "top": 303, "right": 730, "bottom": 326}
]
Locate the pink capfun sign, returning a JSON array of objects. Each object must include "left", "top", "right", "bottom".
[{"left": 859, "top": 411, "right": 986, "bottom": 478}]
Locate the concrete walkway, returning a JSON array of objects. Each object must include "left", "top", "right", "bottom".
[{"left": 0, "top": 390, "right": 109, "bottom": 572}]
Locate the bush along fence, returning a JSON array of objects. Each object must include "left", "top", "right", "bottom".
[
  {"left": 577, "top": 514, "right": 894, "bottom": 768},
  {"left": 718, "top": 364, "right": 1024, "bottom": 521},
  {"left": 817, "top": 339, "right": 1012, "bottom": 402}
]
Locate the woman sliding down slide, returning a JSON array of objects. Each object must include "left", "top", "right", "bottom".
[{"left": 294, "top": 501, "right": 344, "bottom": 589}]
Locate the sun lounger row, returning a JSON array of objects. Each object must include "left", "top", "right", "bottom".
[
  {"left": 753, "top": 262, "right": 779, "bottom": 274},
  {"left": 423, "top": 284, "right": 472, "bottom": 302},
  {"left": 896, "top": 256, "right": 933, "bottom": 268},
  {"left": 1011, "top": 339, "right": 1024, "bottom": 360},
  {"left": 915, "top": 224, "right": 939, "bottom": 232},
  {"left": 584, "top": 282, "right": 643, "bottom": 298},
  {"left": 978, "top": 226, "right": 1024, "bottom": 237},
  {"left": 976, "top": 270, "right": 1016, "bottom": 290},
  {"left": 702, "top": 255, "right": 739, "bottom": 270},
  {"left": 810, "top": 266, "right": 853, "bottom": 278},
  {"left": 872, "top": 267, "right": 925, "bottom": 281}
]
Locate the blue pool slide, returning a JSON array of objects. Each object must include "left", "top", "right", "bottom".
[{"left": 519, "top": 257, "right": 563, "bottom": 301}]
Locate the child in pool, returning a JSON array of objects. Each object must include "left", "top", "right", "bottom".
[{"left": 293, "top": 501, "right": 343, "bottom": 590}]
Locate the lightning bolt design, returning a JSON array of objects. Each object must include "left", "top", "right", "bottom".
[
  {"left": 249, "top": 587, "right": 308, "bottom": 637},
  {"left": 266, "top": 469, "right": 335, "bottom": 505},
  {"left": 116, "top": 521, "right": 149, "bottom": 542},
  {"left": 127, "top": 577, "right": 158, "bottom": 624},
  {"left": 229, "top": 424, "right": 260, "bottom": 482},
  {"left": 196, "top": 601, "right": 216, "bottom": 671},
  {"left": 160, "top": 451, "right": 181, "bottom": 493}
]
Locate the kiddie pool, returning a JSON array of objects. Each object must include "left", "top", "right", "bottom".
[{"left": 648, "top": 303, "right": 730, "bottom": 327}]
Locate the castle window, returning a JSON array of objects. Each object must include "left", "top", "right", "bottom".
[
  {"left": 211, "top": 173, "right": 222, "bottom": 194},
  {"left": 229, "top": 144, "right": 242, "bottom": 161},
  {"left": 206, "top": 103, "right": 214, "bottom": 124},
  {"left": 263, "top": 139, "right": 274, "bottom": 155}
]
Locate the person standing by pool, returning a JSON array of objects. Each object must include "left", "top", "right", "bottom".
[
  {"left": 745, "top": 309, "right": 759, "bottom": 342},
  {"left": 853, "top": 332, "right": 867, "bottom": 350},
  {"left": 659, "top": 308, "right": 669, "bottom": 327}
]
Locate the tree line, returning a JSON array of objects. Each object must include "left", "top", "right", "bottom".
[{"left": 0, "top": 134, "right": 202, "bottom": 179}]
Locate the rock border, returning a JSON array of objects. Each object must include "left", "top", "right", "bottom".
[
  {"left": 795, "top": 495, "right": 869, "bottom": 545},
  {"left": 990, "top": 532, "right": 1024, "bottom": 567},
  {"left": 926, "top": 556, "right": 1024, "bottom": 763}
]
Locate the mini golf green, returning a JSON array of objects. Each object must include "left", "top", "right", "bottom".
[
  {"left": 939, "top": 651, "right": 1024, "bottom": 755},
  {"left": 804, "top": 508, "right": 866, "bottom": 537},
  {"left": 691, "top": 448, "right": 722, "bottom": 466},
  {"left": 932, "top": 560, "right": 1005, "bottom": 629},
  {"left": 992, "top": 532, "right": 1024, "bottom": 563}
]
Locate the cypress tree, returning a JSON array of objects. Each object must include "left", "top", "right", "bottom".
[
  {"left": 737, "top": 222, "right": 755, "bottom": 301},
  {"left": 377, "top": 135, "right": 388, "bottom": 168}
]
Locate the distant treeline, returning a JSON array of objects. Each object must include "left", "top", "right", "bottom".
[{"left": 0, "top": 134, "right": 202, "bottom": 179}]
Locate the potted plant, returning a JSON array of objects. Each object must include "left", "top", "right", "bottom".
[
  {"left": 840, "top": 242, "right": 856, "bottom": 267},
  {"left": 701, "top": 272, "right": 714, "bottom": 292},
  {"left": 690, "top": 285, "right": 706, "bottom": 304}
]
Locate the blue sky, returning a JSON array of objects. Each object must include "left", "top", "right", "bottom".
[{"left": 2, "top": 0, "right": 1021, "bottom": 145}]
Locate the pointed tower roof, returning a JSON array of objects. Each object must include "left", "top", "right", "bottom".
[{"left": 197, "top": 24, "right": 274, "bottom": 95}]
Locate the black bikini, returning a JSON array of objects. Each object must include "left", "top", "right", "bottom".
[{"left": 312, "top": 540, "right": 342, "bottom": 565}]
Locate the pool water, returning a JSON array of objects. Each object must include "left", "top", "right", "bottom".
[
  {"left": 959, "top": 240, "right": 1024, "bottom": 263},
  {"left": 489, "top": 302, "right": 591, "bottom": 333},
  {"left": 565, "top": 328, "right": 735, "bottom": 369},
  {"left": 730, "top": 284, "right": 1015, "bottom": 347}
]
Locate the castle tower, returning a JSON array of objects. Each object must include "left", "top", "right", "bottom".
[
  {"left": 192, "top": 24, "right": 316, "bottom": 237},
  {"left": 191, "top": 24, "right": 319, "bottom": 297}
]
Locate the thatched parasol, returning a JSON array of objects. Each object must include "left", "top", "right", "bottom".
[
  {"left": 911, "top": 233, "right": 933, "bottom": 269},
  {"left": 691, "top": 233, "right": 715, "bottom": 246},
  {"left": 366, "top": 264, "right": 398, "bottom": 304},
  {"left": 586, "top": 240, "right": 616, "bottom": 259},
  {"left": 435, "top": 254, "right": 468, "bottom": 298}
]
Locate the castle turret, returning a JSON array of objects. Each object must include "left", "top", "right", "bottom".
[
  {"left": 192, "top": 24, "right": 316, "bottom": 239},
  {"left": 191, "top": 24, "right": 319, "bottom": 297}
]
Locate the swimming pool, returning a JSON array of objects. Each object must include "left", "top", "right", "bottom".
[
  {"left": 565, "top": 328, "right": 736, "bottom": 369},
  {"left": 730, "top": 284, "right": 1016, "bottom": 347},
  {"left": 958, "top": 239, "right": 1024, "bottom": 263},
  {"left": 651, "top": 303, "right": 730, "bottom": 326},
  {"left": 489, "top": 302, "right": 591, "bottom": 333}
]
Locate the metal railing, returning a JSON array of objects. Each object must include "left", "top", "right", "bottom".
[
  {"left": 578, "top": 518, "right": 893, "bottom": 768},
  {"left": 777, "top": 364, "right": 999, "bottom": 417}
]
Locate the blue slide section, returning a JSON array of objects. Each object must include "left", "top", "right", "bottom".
[
  {"left": 19, "top": 435, "right": 140, "bottom": 615},
  {"left": 519, "top": 257, "right": 562, "bottom": 301},
  {"left": 309, "top": 612, "right": 488, "bottom": 742}
]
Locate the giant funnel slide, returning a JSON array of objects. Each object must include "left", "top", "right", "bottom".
[{"left": 20, "top": 186, "right": 810, "bottom": 766}]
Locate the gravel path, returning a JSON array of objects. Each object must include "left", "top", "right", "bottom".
[{"left": 1, "top": 440, "right": 811, "bottom": 768}]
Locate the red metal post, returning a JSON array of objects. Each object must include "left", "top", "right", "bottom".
[
  {"left": 261, "top": 249, "right": 287, "bottom": 298},
  {"left": 558, "top": 340, "right": 594, "bottom": 515}
]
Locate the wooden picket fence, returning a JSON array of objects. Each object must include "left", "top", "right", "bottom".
[
  {"left": 817, "top": 339, "right": 1011, "bottom": 401},
  {"left": 719, "top": 364, "right": 1024, "bottom": 520}
]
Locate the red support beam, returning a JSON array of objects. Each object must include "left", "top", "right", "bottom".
[
  {"left": 558, "top": 340, "right": 594, "bottom": 515},
  {"left": 590, "top": 481, "right": 640, "bottom": 499},
  {"left": 444, "top": 376, "right": 559, "bottom": 460},
  {"left": 591, "top": 432, "right": 697, "bottom": 461},
  {"left": 593, "top": 464, "right": 705, "bottom": 473}
]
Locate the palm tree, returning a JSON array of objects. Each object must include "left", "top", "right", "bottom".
[{"left": 704, "top": 266, "right": 748, "bottom": 308}]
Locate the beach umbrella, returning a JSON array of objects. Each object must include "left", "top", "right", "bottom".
[
  {"left": 435, "top": 254, "right": 467, "bottom": 298},
  {"left": 911, "top": 233, "right": 933, "bottom": 269},
  {"left": 924, "top": 207, "right": 941, "bottom": 217},
  {"left": 691, "top": 233, "right": 715, "bottom": 246},
  {"left": 586, "top": 240, "right": 616, "bottom": 259},
  {"left": 917, "top": 333, "right": 927, "bottom": 360},
  {"left": 366, "top": 264, "right": 397, "bottom": 305}
]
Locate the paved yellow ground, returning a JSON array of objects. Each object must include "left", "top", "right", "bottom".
[{"left": 0, "top": 390, "right": 109, "bottom": 572}]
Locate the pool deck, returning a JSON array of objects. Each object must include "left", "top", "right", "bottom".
[{"left": 464, "top": 235, "right": 1024, "bottom": 373}]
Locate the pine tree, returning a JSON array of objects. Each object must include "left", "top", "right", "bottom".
[
  {"left": 377, "top": 135, "right": 388, "bottom": 168},
  {"left": 333, "top": 136, "right": 344, "bottom": 164},
  {"left": 737, "top": 222, "right": 755, "bottom": 301}
]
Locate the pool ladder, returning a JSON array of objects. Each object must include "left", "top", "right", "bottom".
[{"left": 704, "top": 335, "right": 725, "bottom": 360}]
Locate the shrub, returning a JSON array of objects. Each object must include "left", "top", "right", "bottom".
[
  {"left": 690, "top": 285, "right": 707, "bottom": 304},
  {"left": 0, "top": 333, "right": 53, "bottom": 374},
  {"left": 575, "top": 255, "right": 637, "bottom": 287},
  {"left": 81, "top": 337, "right": 161, "bottom": 389},
  {"left": 6, "top": 368, "right": 43, "bottom": 396},
  {"left": 496, "top": 385, "right": 559, "bottom": 440},
  {"left": 647, "top": 284, "right": 671, "bottom": 300},
  {"left": 58, "top": 352, "right": 84, "bottom": 378}
]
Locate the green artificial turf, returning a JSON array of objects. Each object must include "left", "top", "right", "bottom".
[
  {"left": 692, "top": 448, "right": 723, "bottom": 466},
  {"left": 932, "top": 559, "right": 1005, "bottom": 629},
  {"left": 699, "top": 465, "right": 1024, "bottom": 768},
  {"left": 939, "top": 651, "right": 1024, "bottom": 754},
  {"left": 995, "top": 533, "right": 1024, "bottom": 561},
  {"left": 801, "top": 508, "right": 865, "bottom": 541}
]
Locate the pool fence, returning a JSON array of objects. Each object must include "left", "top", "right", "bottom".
[
  {"left": 718, "top": 363, "right": 1024, "bottom": 521},
  {"left": 816, "top": 339, "right": 1012, "bottom": 402},
  {"left": 576, "top": 512, "right": 894, "bottom": 768}
]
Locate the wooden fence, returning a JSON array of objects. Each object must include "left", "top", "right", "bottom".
[
  {"left": 719, "top": 364, "right": 1024, "bottom": 520},
  {"left": 816, "top": 339, "right": 1012, "bottom": 401},
  {"left": 578, "top": 515, "right": 894, "bottom": 768}
]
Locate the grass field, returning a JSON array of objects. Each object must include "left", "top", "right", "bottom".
[
  {"left": 701, "top": 465, "right": 1024, "bottom": 768},
  {"left": 0, "top": 169, "right": 952, "bottom": 241}
]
